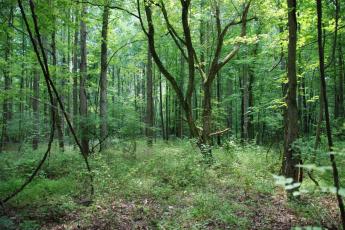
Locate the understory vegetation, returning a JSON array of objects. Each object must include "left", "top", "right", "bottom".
[
  {"left": 0, "top": 140, "right": 344, "bottom": 229},
  {"left": 1, "top": 0, "right": 345, "bottom": 228}
]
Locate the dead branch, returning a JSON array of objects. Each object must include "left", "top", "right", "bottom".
[{"left": 209, "top": 128, "right": 230, "bottom": 137}]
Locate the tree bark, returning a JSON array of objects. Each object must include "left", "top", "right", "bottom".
[
  {"left": 51, "top": 17, "right": 64, "bottom": 151},
  {"left": 216, "top": 72, "right": 222, "bottom": 145},
  {"left": 72, "top": 13, "right": 79, "bottom": 132},
  {"left": 1, "top": 7, "right": 13, "bottom": 151},
  {"left": 145, "top": 45, "right": 154, "bottom": 145},
  {"left": 99, "top": 4, "right": 110, "bottom": 151},
  {"left": 316, "top": 0, "right": 345, "bottom": 227},
  {"left": 227, "top": 78, "right": 233, "bottom": 133},
  {"left": 338, "top": 35, "right": 344, "bottom": 117},
  {"left": 282, "top": 0, "right": 302, "bottom": 186},
  {"left": 241, "top": 64, "right": 249, "bottom": 140},
  {"left": 79, "top": 4, "right": 89, "bottom": 156},
  {"left": 32, "top": 69, "right": 40, "bottom": 150},
  {"left": 159, "top": 73, "right": 166, "bottom": 140}
]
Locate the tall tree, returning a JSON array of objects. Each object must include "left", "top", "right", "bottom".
[
  {"left": 282, "top": 0, "right": 302, "bottom": 187},
  {"left": 145, "top": 45, "right": 154, "bottom": 145},
  {"left": 159, "top": 72, "right": 166, "bottom": 140},
  {"left": 32, "top": 69, "right": 40, "bottom": 150},
  {"left": 51, "top": 12, "right": 65, "bottom": 151},
  {"left": 316, "top": 0, "right": 345, "bottom": 226},
  {"left": 0, "top": 6, "right": 13, "bottom": 151},
  {"left": 140, "top": 0, "right": 251, "bottom": 158},
  {"left": 99, "top": 3, "right": 110, "bottom": 151},
  {"left": 79, "top": 3, "right": 89, "bottom": 156},
  {"left": 72, "top": 12, "right": 79, "bottom": 132}
]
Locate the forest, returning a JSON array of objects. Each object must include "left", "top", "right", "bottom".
[{"left": 0, "top": 0, "right": 345, "bottom": 229}]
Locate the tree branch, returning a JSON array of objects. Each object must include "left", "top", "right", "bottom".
[{"left": 74, "top": 0, "right": 139, "bottom": 18}]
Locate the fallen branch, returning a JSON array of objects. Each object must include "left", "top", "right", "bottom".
[{"left": 209, "top": 128, "right": 230, "bottom": 137}]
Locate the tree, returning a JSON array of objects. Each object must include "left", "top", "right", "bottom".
[
  {"left": 145, "top": 45, "right": 154, "bottom": 145},
  {"left": 32, "top": 68, "right": 40, "bottom": 150},
  {"left": 282, "top": 0, "right": 302, "bottom": 188},
  {"left": 139, "top": 0, "right": 251, "bottom": 158},
  {"left": 0, "top": 6, "right": 13, "bottom": 151},
  {"left": 316, "top": 0, "right": 345, "bottom": 226},
  {"left": 99, "top": 3, "right": 110, "bottom": 151},
  {"left": 79, "top": 3, "right": 89, "bottom": 156}
]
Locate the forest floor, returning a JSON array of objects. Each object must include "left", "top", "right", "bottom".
[{"left": 0, "top": 140, "right": 342, "bottom": 229}]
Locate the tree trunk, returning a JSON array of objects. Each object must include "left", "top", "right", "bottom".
[
  {"left": 19, "top": 18, "right": 26, "bottom": 141},
  {"left": 99, "top": 4, "right": 110, "bottom": 151},
  {"left": 248, "top": 68, "right": 254, "bottom": 139},
  {"left": 301, "top": 77, "right": 308, "bottom": 134},
  {"left": 0, "top": 8, "right": 13, "bottom": 151},
  {"left": 159, "top": 73, "right": 166, "bottom": 140},
  {"left": 316, "top": 0, "right": 345, "bottom": 227},
  {"left": 32, "top": 69, "right": 40, "bottom": 150},
  {"left": 166, "top": 83, "right": 170, "bottom": 140},
  {"left": 338, "top": 36, "right": 344, "bottom": 117},
  {"left": 79, "top": 4, "right": 89, "bottom": 156},
  {"left": 241, "top": 65, "right": 249, "bottom": 140},
  {"left": 216, "top": 72, "right": 222, "bottom": 145},
  {"left": 51, "top": 23, "right": 64, "bottom": 151},
  {"left": 201, "top": 82, "right": 212, "bottom": 146},
  {"left": 227, "top": 78, "right": 233, "bottom": 133},
  {"left": 145, "top": 45, "right": 154, "bottom": 145},
  {"left": 314, "top": 87, "right": 323, "bottom": 150},
  {"left": 177, "top": 52, "right": 185, "bottom": 138},
  {"left": 72, "top": 13, "right": 79, "bottom": 133},
  {"left": 282, "top": 0, "right": 301, "bottom": 187}
]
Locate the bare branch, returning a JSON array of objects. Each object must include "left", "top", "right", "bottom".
[
  {"left": 137, "top": 0, "right": 148, "bottom": 36},
  {"left": 218, "top": 1, "right": 252, "bottom": 70},
  {"left": 74, "top": 0, "right": 139, "bottom": 18},
  {"left": 209, "top": 128, "right": 230, "bottom": 137}
]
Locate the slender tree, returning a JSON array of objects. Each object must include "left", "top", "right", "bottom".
[
  {"left": 145, "top": 45, "right": 154, "bottom": 145},
  {"left": 99, "top": 3, "right": 110, "bottom": 151},
  {"left": 316, "top": 0, "right": 345, "bottom": 226},
  {"left": 79, "top": 3, "right": 89, "bottom": 156},
  {"left": 32, "top": 69, "right": 40, "bottom": 150}
]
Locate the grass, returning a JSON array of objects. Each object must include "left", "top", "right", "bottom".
[{"left": 0, "top": 139, "right": 342, "bottom": 229}]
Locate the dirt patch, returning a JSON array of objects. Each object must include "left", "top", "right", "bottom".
[{"left": 44, "top": 198, "right": 162, "bottom": 230}]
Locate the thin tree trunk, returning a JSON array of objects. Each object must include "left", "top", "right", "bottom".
[
  {"left": 51, "top": 17, "right": 64, "bottom": 151},
  {"left": 79, "top": 4, "right": 89, "bottom": 156},
  {"left": 241, "top": 64, "right": 249, "bottom": 140},
  {"left": 146, "top": 45, "right": 154, "bottom": 145},
  {"left": 72, "top": 13, "right": 79, "bottom": 133},
  {"left": 248, "top": 68, "right": 254, "bottom": 139},
  {"left": 227, "top": 78, "right": 233, "bottom": 133},
  {"left": 178, "top": 52, "right": 185, "bottom": 138},
  {"left": 216, "top": 72, "right": 221, "bottom": 145},
  {"left": 99, "top": 4, "right": 110, "bottom": 151},
  {"left": 166, "top": 83, "right": 170, "bottom": 140},
  {"left": 316, "top": 0, "right": 345, "bottom": 227},
  {"left": 159, "top": 73, "right": 166, "bottom": 140},
  {"left": 301, "top": 77, "right": 308, "bottom": 134},
  {"left": 19, "top": 17, "right": 26, "bottom": 141},
  {"left": 32, "top": 69, "right": 40, "bottom": 150},
  {"left": 314, "top": 88, "right": 323, "bottom": 149},
  {"left": 1, "top": 8, "right": 13, "bottom": 151},
  {"left": 338, "top": 35, "right": 344, "bottom": 117}
]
